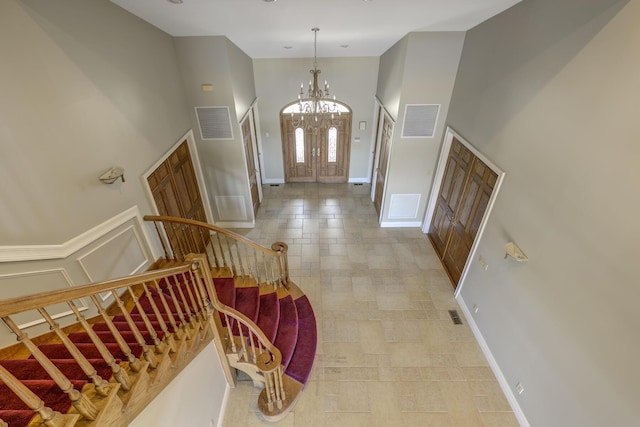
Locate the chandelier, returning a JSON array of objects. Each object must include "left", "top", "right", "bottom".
[{"left": 290, "top": 28, "right": 342, "bottom": 133}]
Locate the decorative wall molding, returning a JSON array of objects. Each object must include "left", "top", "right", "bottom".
[{"left": 0, "top": 206, "right": 153, "bottom": 263}]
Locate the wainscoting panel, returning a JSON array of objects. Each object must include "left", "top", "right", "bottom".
[
  {"left": 388, "top": 193, "right": 421, "bottom": 219},
  {"left": 215, "top": 195, "right": 248, "bottom": 221},
  {"left": 0, "top": 269, "right": 88, "bottom": 331}
]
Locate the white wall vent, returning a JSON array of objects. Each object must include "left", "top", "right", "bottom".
[
  {"left": 195, "top": 106, "right": 233, "bottom": 140},
  {"left": 401, "top": 104, "right": 440, "bottom": 138}
]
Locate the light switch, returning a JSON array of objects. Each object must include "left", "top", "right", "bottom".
[{"left": 479, "top": 255, "right": 489, "bottom": 271}]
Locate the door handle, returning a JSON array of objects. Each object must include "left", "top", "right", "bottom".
[{"left": 447, "top": 215, "right": 458, "bottom": 224}]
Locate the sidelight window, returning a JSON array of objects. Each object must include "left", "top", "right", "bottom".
[
  {"left": 328, "top": 127, "right": 337, "bottom": 163},
  {"left": 295, "top": 128, "right": 305, "bottom": 163}
]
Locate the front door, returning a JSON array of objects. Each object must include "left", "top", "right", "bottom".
[
  {"left": 428, "top": 137, "right": 498, "bottom": 287},
  {"left": 281, "top": 114, "right": 352, "bottom": 183}
]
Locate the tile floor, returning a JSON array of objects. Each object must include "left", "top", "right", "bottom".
[{"left": 222, "top": 183, "right": 519, "bottom": 427}]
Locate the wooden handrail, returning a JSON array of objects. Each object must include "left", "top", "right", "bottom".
[
  {"left": 144, "top": 215, "right": 290, "bottom": 288},
  {"left": 0, "top": 264, "right": 191, "bottom": 318}
]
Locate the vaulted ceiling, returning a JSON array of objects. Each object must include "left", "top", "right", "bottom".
[{"left": 111, "top": 0, "right": 521, "bottom": 58}]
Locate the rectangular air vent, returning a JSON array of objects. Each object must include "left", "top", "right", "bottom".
[
  {"left": 195, "top": 106, "right": 233, "bottom": 140},
  {"left": 448, "top": 310, "right": 463, "bottom": 325},
  {"left": 401, "top": 104, "right": 440, "bottom": 138}
]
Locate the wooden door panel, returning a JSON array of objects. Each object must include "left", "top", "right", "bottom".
[
  {"left": 242, "top": 118, "right": 260, "bottom": 215},
  {"left": 282, "top": 117, "right": 315, "bottom": 182},
  {"left": 373, "top": 115, "right": 393, "bottom": 216},
  {"left": 317, "top": 116, "right": 351, "bottom": 183},
  {"left": 428, "top": 137, "right": 497, "bottom": 288}
]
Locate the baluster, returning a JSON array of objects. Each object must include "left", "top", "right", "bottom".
[
  {"left": 67, "top": 301, "right": 131, "bottom": 391},
  {"left": 213, "top": 232, "right": 227, "bottom": 270},
  {"left": 174, "top": 272, "right": 197, "bottom": 329},
  {"left": 278, "top": 365, "right": 286, "bottom": 401},
  {"left": 270, "top": 258, "right": 278, "bottom": 290},
  {"left": 248, "top": 330, "right": 257, "bottom": 363},
  {"left": 223, "top": 314, "right": 236, "bottom": 353},
  {"left": 181, "top": 272, "right": 204, "bottom": 324},
  {"left": 90, "top": 296, "right": 142, "bottom": 373},
  {"left": 224, "top": 236, "right": 238, "bottom": 277},
  {"left": 237, "top": 320, "right": 248, "bottom": 361},
  {"left": 153, "top": 221, "right": 171, "bottom": 261},
  {"left": 126, "top": 287, "right": 165, "bottom": 354},
  {"left": 253, "top": 249, "right": 263, "bottom": 286},
  {"left": 157, "top": 278, "right": 188, "bottom": 339},
  {"left": 149, "top": 280, "right": 181, "bottom": 339},
  {"left": 196, "top": 227, "right": 212, "bottom": 268},
  {"left": 2, "top": 316, "right": 99, "bottom": 421},
  {"left": 0, "top": 364, "right": 67, "bottom": 427},
  {"left": 235, "top": 243, "right": 246, "bottom": 278},
  {"left": 140, "top": 282, "right": 176, "bottom": 353},
  {"left": 262, "top": 255, "right": 273, "bottom": 290},
  {"left": 110, "top": 290, "right": 158, "bottom": 369},
  {"left": 257, "top": 352, "right": 275, "bottom": 412},
  {"left": 37, "top": 308, "right": 112, "bottom": 397},
  {"left": 272, "top": 243, "right": 287, "bottom": 288}
]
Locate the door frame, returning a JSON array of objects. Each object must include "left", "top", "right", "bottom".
[
  {"left": 142, "top": 129, "right": 214, "bottom": 224},
  {"left": 370, "top": 99, "right": 395, "bottom": 224},
  {"left": 423, "top": 127, "right": 505, "bottom": 295},
  {"left": 240, "top": 104, "right": 263, "bottom": 218}
]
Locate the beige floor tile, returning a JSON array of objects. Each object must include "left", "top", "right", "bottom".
[{"left": 222, "top": 183, "right": 518, "bottom": 427}]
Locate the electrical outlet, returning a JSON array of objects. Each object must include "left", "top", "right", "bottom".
[
  {"left": 516, "top": 382, "right": 524, "bottom": 395},
  {"left": 210, "top": 420, "right": 216, "bottom": 427},
  {"left": 478, "top": 255, "right": 489, "bottom": 271}
]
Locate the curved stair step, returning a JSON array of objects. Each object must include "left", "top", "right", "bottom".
[
  {"left": 213, "top": 277, "right": 236, "bottom": 308},
  {"left": 69, "top": 330, "right": 155, "bottom": 345},
  {"left": 233, "top": 287, "right": 260, "bottom": 336},
  {"left": 256, "top": 292, "right": 280, "bottom": 343},
  {"left": 273, "top": 295, "right": 298, "bottom": 370},
  {"left": 284, "top": 295, "right": 317, "bottom": 386}
]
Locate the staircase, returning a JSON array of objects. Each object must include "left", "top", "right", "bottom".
[{"left": 0, "top": 217, "right": 317, "bottom": 426}]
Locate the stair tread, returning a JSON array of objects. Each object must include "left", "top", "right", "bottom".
[
  {"left": 213, "top": 277, "right": 236, "bottom": 308},
  {"left": 0, "top": 379, "right": 87, "bottom": 411},
  {"left": 35, "top": 342, "right": 143, "bottom": 360},
  {"left": 256, "top": 292, "right": 280, "bottom": 343},
  {"left": 273, "top": 295, "right": 298, "bottom": 370},
  {"left": 0, "top": 358, "right": 114, "bottom": 381},
  {"left": 284, "top": 295, "right": 317, "bottom": 385}
]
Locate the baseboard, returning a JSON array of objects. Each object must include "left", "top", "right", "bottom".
[
  {"left": 379, "top": 221, "right": 423, "bottom": 228},
  {"left": 348, "top": 177, "right": 370, "bottom": 184},
  {"left": 262, "top": 178, "right": 285, "bottom": 184},
  {"left": 0, "top": 206, "right": 147, "bottom": 262},
  {"left": 456, "top": 294, "right": 530, "bottom": 427},
  {"left": 216, "top": 384, "right": 231, "bottom": 427}
]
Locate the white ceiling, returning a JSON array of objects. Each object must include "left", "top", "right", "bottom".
[{"left": 111, "top": 0, "right": 521, "bottom": 59}]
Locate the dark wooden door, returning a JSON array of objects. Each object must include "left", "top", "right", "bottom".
[
  {"left": 241, "top": 116, "right": 260, "bottom": 215},
  {"left": 428, "top": 137, "right": 497, "bottom": 287},
  {"left": 374, "top": 114, "right": 393, "bottom": 216},
  {"left": 147, "top": 140, "right": 208, "bottom": 253}
]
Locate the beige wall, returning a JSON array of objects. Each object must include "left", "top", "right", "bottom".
[
  {"left": 0, "top": 0, "right": 191, "bottom": 245},
  {"left": 253, "top": 57, "right": 380, "bottom": 182},
  {"left": 173, "top": 36, "right": 256, "bottom": 225},
  {"left": 376, "top": 32, "right": 465, "bottom": 225},
  {"left": 447, "top": 0, "right": 637, "bottom": 424}
]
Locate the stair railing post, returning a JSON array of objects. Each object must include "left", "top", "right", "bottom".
[
  {"left": 1, "top": 316, "right": 99, "bottom": 421},
  {"left": 37, "top": 307, "right": 113, "bottom": 397},
  {"left": 67, "top": 300, "right": 131, "bottom": 391},
  {"left": 0, "top": 364, "right": 72, "bottom": 427},
  {"left": 186, "top": 254, "right": 237, "bottom": 387}
]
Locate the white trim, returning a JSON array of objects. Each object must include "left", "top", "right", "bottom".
[
  {"left": 456, "top": 294, "right": 530, "bottom": 427},
  {"left": 77, "top": 224, "right": 152, "bottom": 283},
  {"left": 348, "top": 177, "right": 370, "bottom": 184},
  {"left": 380, "top": 221, "right": 423, "bottom": 228},
  {"left": 217, "top": 384, "right": 231, "bottom": 427},
  {"left": 214, "top": 221, "right": 255, "bottom": 229},
  {"left": 262, "top": 178, "right": 285, "bottom": 185},
  {"left": 142, "top": 129, "right": 215, "bottom": 225},
  {"left": 0, "top": 206, "right": 148, "bottom": 263},
  {"left": 423, "top": 127, "right": 505, "bottom": 296}
]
